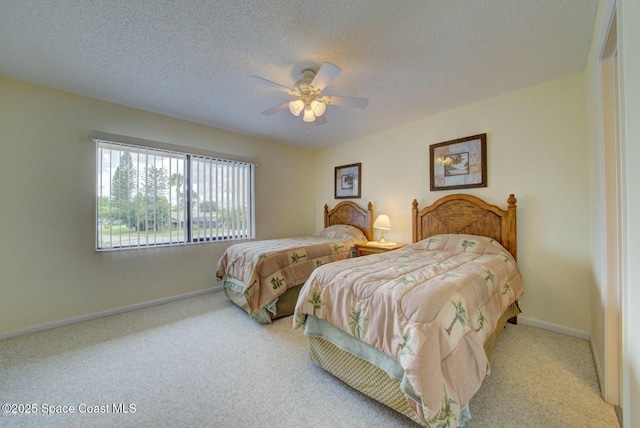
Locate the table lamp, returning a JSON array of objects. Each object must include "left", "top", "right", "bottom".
[{"left": 373, "top": 214, "right": 391, "bottom": 243}]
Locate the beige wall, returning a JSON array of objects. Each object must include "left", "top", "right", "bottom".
[
  {"left": 0, "top": 76, "right": 316, "bottom": 335},
  {"left": 316, "top": 72, "right": 592, "bottom": 333}
]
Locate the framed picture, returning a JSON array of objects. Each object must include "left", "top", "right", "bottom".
[
  {"left": 335, "top": 163, "right": 361, "bottom": 199},
  {"left": 430, "top": 134, "right": 487, "bottom": 191}
]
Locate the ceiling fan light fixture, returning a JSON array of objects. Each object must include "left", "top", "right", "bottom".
[
  {"left": 310, "top": 99, "right": 326, "bottom": 117},
  {"left": 302, "top": 105, "right": 316, "bottom": 122},
  {"left": 288, "top": 99, "right": 304, "bottom": 116},
  {"left": 249, "top": 62, "right": 369, "bottom": 124}
]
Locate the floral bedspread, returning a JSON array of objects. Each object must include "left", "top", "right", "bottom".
[
  {"left": 294, "top": 234, "right": 524, "bottom": 427},
  {"left": 216, "top": 225, "right": 367, "bottom": 319}
]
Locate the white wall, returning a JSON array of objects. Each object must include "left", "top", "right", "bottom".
[
  {"left": 586, "top": 0, "right": 624, "bottom": 408},
  {"left": 586, "top": 0, "right": 640, "bottom": 422},
  {"left": 619, "top": 0, "right": 640, "bottom": 424},
  {"left": 0, "top": 76, "right": 316, "bottom": 335},
  {"left": 316, "top": 72, "right": 592, "bottom": 333}
]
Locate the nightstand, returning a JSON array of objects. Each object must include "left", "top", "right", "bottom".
[{"left": 355, "top": 242, "right": 406, "bottom": 257}]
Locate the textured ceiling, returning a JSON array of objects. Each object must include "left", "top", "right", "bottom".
[{"left": 0, "top": 1, "right": 598, "bottom": 150}]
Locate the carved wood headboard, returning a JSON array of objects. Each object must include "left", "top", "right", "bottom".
[
  {"left": 324, "top": 201, "right": 374, "bottom": 241},
  {"left": 412, "top": 194, "right": 517, "bottom": 260}
]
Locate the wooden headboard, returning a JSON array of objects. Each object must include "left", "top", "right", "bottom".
[
  {"left": 324, "top": 201, "right": 374, "bottom": 241},
  {"left": 412, "top": 194, "right": 517, "bottom": 260}
]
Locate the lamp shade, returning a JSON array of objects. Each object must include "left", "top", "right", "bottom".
[
  {"left": 309, "top": 99, "right": 326, "bottom": 116},
  {"left": 373, "top": 214, "right": 391, "bottom": 230},
  {"left": 302, "top": 105, "right": 316, "bottom": 122},
  {"left": 288, "top": 99, "right": 305, "bottom": 116}
]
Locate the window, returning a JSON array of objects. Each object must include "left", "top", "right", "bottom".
[{"left": 94, "top": 132, "right": 255, "bottom": 250}]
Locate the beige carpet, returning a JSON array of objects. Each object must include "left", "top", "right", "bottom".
[{"left": 0, "top": 291, "right": 619, "bottom": 427}]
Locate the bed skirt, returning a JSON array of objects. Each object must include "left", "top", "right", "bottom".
[{"left": 224, "top": 283, "right": 303, "bottom": 323}]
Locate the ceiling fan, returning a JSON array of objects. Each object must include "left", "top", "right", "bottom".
[{"left": 247, "top": 62, "right": 369, "bottom": 124}]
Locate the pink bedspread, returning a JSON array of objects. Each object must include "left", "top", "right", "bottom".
[
  {"left": 216, "top": 225, "right": 367, "bottom": 316},
  {"left": 294, "top": 234, "right": 524, "bottom": 427}
]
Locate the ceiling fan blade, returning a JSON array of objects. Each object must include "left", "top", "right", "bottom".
[
  {"left": 314, "top": 115, "right": 327, "bottom": 125},
  {"left": 261, "top": 102, "right": 290, "bottom": 115},
  {"left": 323, "top": 95, "right": 369, "bottom": 109},
  {"left": 247, "top": 75, "right": 297, "bottom": 95},
  {"left": 309, "top": 62, "right": 341, "bottom": 93}
]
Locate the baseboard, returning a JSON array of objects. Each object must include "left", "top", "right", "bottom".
[
  {"left": 0, "top": 286, "right": 223, "bottom": 341},
  {"left": 590, "top": 335, "right": 604, "bottom": 395},
  {"left": 615, "top": 405, "right": 623, "bottom": 427},
  {"left": 518, "top": 316, "right": 591, "bottom": 340}
]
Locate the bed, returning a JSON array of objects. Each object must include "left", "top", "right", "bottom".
[
  {"left": 216, "top": 201, "right": 374, "bottom": 324},
  {"left": 293, "top": 194, "right": 523, "bottom": 427}
]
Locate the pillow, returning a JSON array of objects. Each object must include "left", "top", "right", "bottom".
[
  {"left": 412, "top": 233, "right": 509, "bottom": 256},
  {"left": 315, "top": 224, "right": 367, "bottom": 243}
]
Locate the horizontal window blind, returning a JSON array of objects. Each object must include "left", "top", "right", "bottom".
[{"left": 95, "top": 136, "right": 255, "bottom": 251}]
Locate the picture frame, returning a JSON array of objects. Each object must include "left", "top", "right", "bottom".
[
  {"left": 335, "top": 163, "right": 361, "bottom": 199},
  {"left": 430, "top": 134, "right": 487, "bottom": 191}
]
